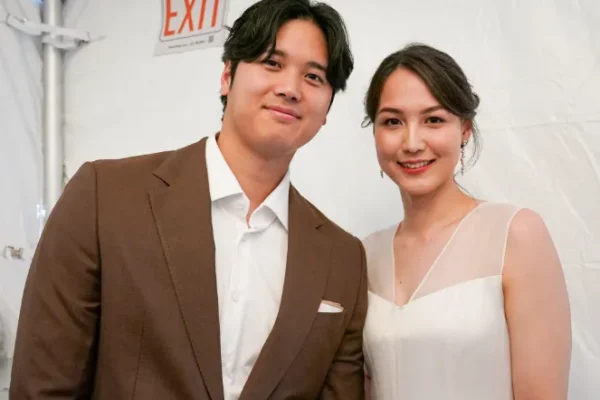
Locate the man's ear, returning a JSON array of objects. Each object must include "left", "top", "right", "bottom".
[{"left": 220, "top": 61, "right": 232, "bottom": 96}]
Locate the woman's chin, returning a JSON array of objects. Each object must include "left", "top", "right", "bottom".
[{"left": 396, "top": 178, "right": 446, "bottom": 199}]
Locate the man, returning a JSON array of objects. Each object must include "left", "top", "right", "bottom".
[{"left": 10, "top": 0, "right": 367, "bottom": 398}]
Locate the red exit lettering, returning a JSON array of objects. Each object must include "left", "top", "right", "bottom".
[{"left": 163, "top": 0, "right": 221, "bottom": 37}]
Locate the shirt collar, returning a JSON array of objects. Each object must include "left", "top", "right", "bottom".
[{"left": 205, "top": 134, "right": 290, "bottom": 230}]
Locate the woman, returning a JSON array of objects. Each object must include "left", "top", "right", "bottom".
[{"left": 361, "top": 43, "right": 571, "bottom": 399}]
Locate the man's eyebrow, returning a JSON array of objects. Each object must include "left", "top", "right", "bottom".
[{"left": 269, "top": 49, "right": 327, "bottom": 71}]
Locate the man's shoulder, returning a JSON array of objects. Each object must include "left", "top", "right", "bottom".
[
  {"left": 79, "top": 139, "right": 205, "bottom": 183},
  {"left": 90, "top": 143, "right": 184, "bottom": 173}
]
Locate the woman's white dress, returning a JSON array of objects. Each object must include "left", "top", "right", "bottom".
[{"left": 362, "top": 202, "right": 521, "bottom": 400}]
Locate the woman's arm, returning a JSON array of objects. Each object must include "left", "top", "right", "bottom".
[
  {"left": 503, "top": 209, "right": 571, "bottom": 400},
  {"left": 364, "top": 365, "right": 372, "bottom": 400}
]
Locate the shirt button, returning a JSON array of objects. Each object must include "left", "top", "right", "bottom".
[{"left": 232, "top": 292, "right": 240, "bottom": 302}]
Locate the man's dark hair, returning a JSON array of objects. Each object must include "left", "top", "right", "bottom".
[{"left": 220, "top": 0, "right": 354, "bottom": 111}]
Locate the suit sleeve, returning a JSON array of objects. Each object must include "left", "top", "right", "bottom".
[
  {"left": 10, "top": 162, "right": 101, "bottom": 398},
  {"left": 319, "top": 239, "right": 368, "bottom": 400}
]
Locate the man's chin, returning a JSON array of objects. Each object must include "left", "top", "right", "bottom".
[{"left": 244, "top": 138, "right": 295, "bottom": 160}]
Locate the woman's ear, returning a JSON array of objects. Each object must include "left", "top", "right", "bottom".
[{"left": 462, "top": 119, "right": 473, "bottom": 143}]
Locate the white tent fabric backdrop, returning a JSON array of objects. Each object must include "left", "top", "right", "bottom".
[
  {"left": 1, "top": 0, "right": 599, "bottom": 397},
  {"left": 0, "top": 0, "right": 42, "bottom": 393}
]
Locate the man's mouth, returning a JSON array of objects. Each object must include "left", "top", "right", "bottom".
[{"left": 266, "top": 105, "right": 300, "bottom": 120}]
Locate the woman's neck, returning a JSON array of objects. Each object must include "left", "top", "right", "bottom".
[{"left": 399, "top": 180, "right": 478, "bottom": 238}]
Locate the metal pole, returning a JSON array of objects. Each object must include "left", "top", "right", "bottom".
[{"left": 42, "top": 0, "right": 64, "bottom": 216}]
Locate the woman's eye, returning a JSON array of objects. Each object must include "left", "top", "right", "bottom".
[{"left": 426, "top": 116, "right": 444, "bottom": 123}]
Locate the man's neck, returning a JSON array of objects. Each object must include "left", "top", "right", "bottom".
[{"left": 215, "top": 130, "right": 291, "bottom": 216}]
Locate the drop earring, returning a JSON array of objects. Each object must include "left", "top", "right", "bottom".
[
  {"left": 380, "top": 169, "right": 384, "bottom": 178},
  {"left": 460, "top": 140, "right": 468, "bottom": 175}
]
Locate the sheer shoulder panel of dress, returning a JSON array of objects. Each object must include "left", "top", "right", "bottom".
[{"left": 361, "top": 202, "right": 522, "bottom": 304}]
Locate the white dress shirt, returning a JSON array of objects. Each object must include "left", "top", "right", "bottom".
[{"left": 205, "top": 135, "right": 290, "bottom": 400}]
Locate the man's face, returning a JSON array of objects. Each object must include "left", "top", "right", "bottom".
[{"left": 220, "top": 19, "right": 332, "bottom": 160}]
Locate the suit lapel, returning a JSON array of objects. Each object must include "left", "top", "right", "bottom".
[
  {"left": 148, "top": 138, "right": 224, "bottom": 400},
  {"left": 239, "top": 188, "right": 332, "bottom": 400}
]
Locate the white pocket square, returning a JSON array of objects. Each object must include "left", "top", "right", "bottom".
[{"left": 318, "top": 300, "right": 344, "bottom": 313}]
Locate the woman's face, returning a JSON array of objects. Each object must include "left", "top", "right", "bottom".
[{"left": 373, "top": 67, "right": 471, "bottom": 197}]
